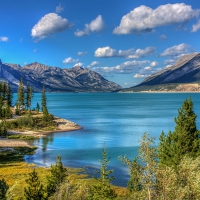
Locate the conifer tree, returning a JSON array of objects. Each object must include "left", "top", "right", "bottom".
[
  {"left": 36, "top": 102, "right": 40, "bottom": 114},
  {"left": 0, "top": 178, "right": 9, "bottom": 200},
  {"left": 158, "top": 98, "right": 200, "bottom": 167},
  {"left": 2, "top": 82, "right": 6, "bottom": 101},
  {"left": 24, "top": 169, "right": 47, "bottom": 200},
  {"left": 88, "top": 146, "right": 117, "bottom": 200},
  {"left": 6, "top": 83, "right": 12, "bottom": 106},
  {"left": 26, "top": 84, "right": 33, "bottom": 110},
  {"left": 46, "top": 155, "right": 67, "bottom": 197},
  {"left": 119, "top": 156, "right": 142, "bottom": 193},
  {"left": 0, "top": 96, "right": 3, "bottom": 119},
  {"left": 17, "top": 78, "right": 25, "bottom": 109},
  {"left": 41, "top": 85, "right": 47, "bottom": 113},
  {"left": 4, "top": 102, "right": 12, "bottom": 119}
]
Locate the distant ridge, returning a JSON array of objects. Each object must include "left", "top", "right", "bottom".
[
  {"left": 121, "top": 53, "right": 200, "bottom": 92},
  {"left": 0, "top": 61, "right": 122, "bottom": 92}
]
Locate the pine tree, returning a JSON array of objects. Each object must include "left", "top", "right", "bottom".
[
  {"left": 119, "top": 156, "right": 142, "bottom": 193},
  {"left": 2, "top": 82, "right": 6, "bottom": 101},
  {"left": 41, "top": 85, "right": 47, "bottom": 113},
  {"left": 0, "top": 96, "right": 3, "bottom": 119},
  {"left": 88, "top": 145, "right": 117, "bottom": 200},
  {"left": 24, "top": 169, "right": 47, "bottom": 200},
  {"left": 36, "top": 102, "right": 40, "bottom": 114},
  {"left": 26, "top": 84, "right": 33, "bottom": 110},
  {"left": 17, "top": 78, "right": 25, "bottom": 109},
  {"left": 158, "top": 98, "right": 200, "bottom": 167},
  {"left": 0, "top": 178, "right": 9, "bottom": 200},
  {"left": 46, "top": 155, "right": 67, "bottom": 197},
  {"left": 6, "top": 83, "right": 12, "bottom": 106},
  {"left": 4, "top": 102, "right": 12, "bottom": 119}
]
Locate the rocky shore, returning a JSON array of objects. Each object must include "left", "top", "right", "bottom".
[{"left": 0, "top": 117, "right": 82, "bottom": 147}]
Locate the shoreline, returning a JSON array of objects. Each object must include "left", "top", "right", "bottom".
[{"left": 0, "top": 117, "right": 82, "bottom": 147}]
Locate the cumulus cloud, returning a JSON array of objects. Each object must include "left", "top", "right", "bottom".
[
  {"left": 134, "top": 65, "right": 162, "bottom": 78},
  {"left": 192, "top": 19, "right": 200, "bottom": 32},
  {"left": 94, "top": 46, "right": 156, "bottom": 58},
  {"left": 94, "top": 46, "right": 116, "bottom": 57},
  {"left": 56, "top": 4, "right": 64, "bottom": 13},
  {"left": 160, "top": 34, "right": 167, "bottom": 40},
  {"left": 87, "top": 61, "right": 99, "bottom": 68},
  {"left": 160, "top": 43, "right": 191, "bottom": 57},
  {"left": 31, "top": 13, "right": 73, "bottom": 40},
  {"left": 0, "top": 37, "right": 9, "bottom": 42},
  {"left": 160, "top": 43, "right": 194, "bottom": 65},
  {"left": 73, "top": 62, "right": 84, "bottom": 68},
  {"left": 78, "top": 51, "right": 88, "bottom": 56},
  {"left": 75, "top": 15, "right": 104, "bottom": 37},
  {"left": 92, "top": 60, "right": 149, "bottom": 74},
  {"left": 63, "top": 57, "right": 79, "bottom": 64},
  {"left": 113, "top": 3, "right": 200, "bottom": 34}
]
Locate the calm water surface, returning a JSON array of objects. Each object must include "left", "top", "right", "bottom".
[{"left": 25, "top": 93, "right": 200, "bottom": 186}]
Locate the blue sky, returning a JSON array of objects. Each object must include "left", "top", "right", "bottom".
[{"left": 0, "top": 0, "right": 200, "bottom": 87}]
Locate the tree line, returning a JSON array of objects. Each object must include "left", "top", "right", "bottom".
[
  {"left": 1, "top": 97, "right": 200, "bottom": 199},
  {"left": 0, "top": 79, "right": 52, "bottom": 137}
]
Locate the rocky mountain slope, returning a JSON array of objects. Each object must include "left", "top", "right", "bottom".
[
  {"left": 0, "top": 60, "right": 121, "bottom": 92},
  {"left": 138, "top": 52, "right": 200, "bottom": 86}
]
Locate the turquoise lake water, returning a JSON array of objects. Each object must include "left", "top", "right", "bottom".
[{"left": 25, "top": 93, "right": 200, "bottom": 186}]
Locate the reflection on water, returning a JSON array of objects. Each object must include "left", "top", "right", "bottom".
[{"left": 41, "top": 134, "right": 54, "bottom": 151}]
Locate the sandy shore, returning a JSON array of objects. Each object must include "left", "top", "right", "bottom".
[{"left": 0, "top": 117, "right": 82, "bottom": 147}]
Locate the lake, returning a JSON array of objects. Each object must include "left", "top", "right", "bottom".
[{"left": 25, "top": 92, "right": 200, "bottom": 186}]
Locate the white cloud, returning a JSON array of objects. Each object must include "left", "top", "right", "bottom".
[
  {"left": 127, "top": 47, "right": 156, "bottom": 59},
  {"left": 33, "top": 49, "right": 37, "bottom": 52},
  {"left": 160, "top": 34, "right": 167, "bottom": 40},
  {"left": 56, "top": 4, "right": 64, "bottom": 13},
  {"left": 94, "top": 46, "right": 156, "bottom": 58},
  {"left": 31, "top": 13, "right": 73, "bottom": 40},
  {"left": 92, "top": 60, "right": 149, "bottom": 74},
  {"left": 91, "top": 61, "right": 99, "bottom": 67},
  {"left": 134, "top": 74, "right": 146, "bottom": 78},
  {"left": 78, "top": 51, "right": 88, "bottom": 56},
  {"left": 73, "top": 62, "right": 84, "bottom": 68},
  {"left": 113, "top": 3, "right": 200, "bottom": 34},
  {"left": 0, "top": 37, "right": 9, "bottom": 42},
  {"left": 94, "top": 46, "right": 116, "bottom": 57},
  {"left": 160, "top": 43, "right": 190, "bottom": 57},
  {"left": 150, "top": 61, "right": 158, "bottom": 67},
  {"left": 75, "top": 15, "right": 104, "bottom": 37},
  {"left": 192, "top": 19, "right": 200, "bottom": 32},
  {"left": 63, "top": 57, "right": 79, "bottom": 64}
]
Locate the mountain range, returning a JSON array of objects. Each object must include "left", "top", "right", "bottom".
[
  {"left": 0, "top": 60, "right": 122, "bottom": 92},
  {"left": 123, "top": 52, "right": 200, "bottom": 92}
]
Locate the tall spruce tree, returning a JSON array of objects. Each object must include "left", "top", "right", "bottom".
[
  {"left": 26, "top": 84, "right": 33, "bottom": 110},
  {"left": 2, "top": 82, "right": 6, "bottom": 101},
  {"left": 6, "top": 83, "right": 12, "bottom": 106},
  {"left": 17, "top": 78, "right": 25, "bottom": 108},
  {"left": 24, "top": 169, "right": 47, "bottom": 200},
  {"left": 46, "top": 155, "right": 67, "bottom": 197},
  {"left": 0, "top": 178, "right": 9, "bottom": 200},
  {"left": 158, "top": 98, "right": 200, "bottom": 167},
  {"left": 41, "top": 85, "right": 47, "bottom": 113}
]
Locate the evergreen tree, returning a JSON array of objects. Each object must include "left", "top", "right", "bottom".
[
  {"left": 2, "top": 82, "right": 6, "bottom": 100},
  {"left": 36, "top": 102, "right": 40, "bottom": 114},
  {"left": 4, "top": 102, "right": 12, "bottom": 119},
  {"left": 119, "top": 156, "right": 142, "bottom": 193},
  {"left": 158, "top": 98, "right": 200, "bottom": 167},
  {"left": 0, "top": 96, "right": 3, "bottom": 119},
  {"left": 17, "top": 78, "right": 25, "bottom": 109},
  {"left": 0, "top": 178, "right": 9, "bottom": 200},
  {"left": 41, "top": 85, "right": 47, "bottom": 113},
  {"left": 88, "top": 146, "right": 117, "bottom": 200},
  {"left": 46, "top": 155, "right": 67, "bottom": 197},
  {"left": 6, "top": 83, "right": 12, "bottom": 106},
  {"left": 26, "top": 84, "right": 33, "bottom": 110},
  {"left": 24, "top": 169, "right": 47, "bottom": 200}
]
